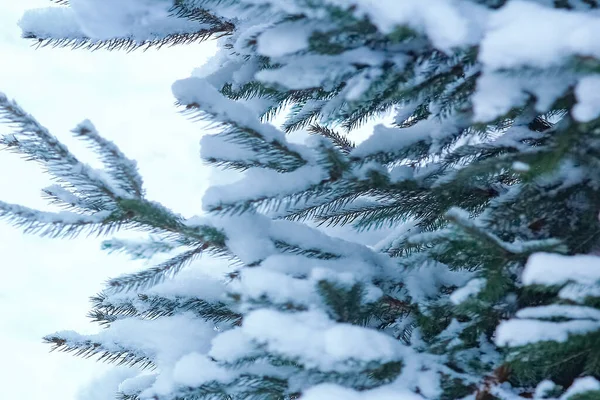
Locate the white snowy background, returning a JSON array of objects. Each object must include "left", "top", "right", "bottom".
[{"left": 0, "top": 2, "right": 216, "bottom": 398}]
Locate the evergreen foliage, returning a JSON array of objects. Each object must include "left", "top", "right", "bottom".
[{"left": 3, "top": 1, "right": 600, "bottom": 399}]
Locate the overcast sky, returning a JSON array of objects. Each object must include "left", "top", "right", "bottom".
[{"left": 0, "top": 2, "right": 216, "bottom": 398}]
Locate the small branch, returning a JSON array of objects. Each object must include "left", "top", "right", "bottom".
[{"left": 308, "top": 124, "right": 355, "bottom": 154}]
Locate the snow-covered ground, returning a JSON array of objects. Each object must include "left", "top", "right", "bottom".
[{"left": 0, "top": 2, "right": 215, "bottom": 398}]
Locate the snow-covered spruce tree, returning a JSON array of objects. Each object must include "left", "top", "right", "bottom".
[{"left": 3, "top": 0, "right": 600, "bottom": 399}]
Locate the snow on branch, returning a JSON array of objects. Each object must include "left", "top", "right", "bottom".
[
  {"left": 445, "top": 207, "right": 564, "bottom": 256},
  {"left": 517, "top": 305, "right": 600, "bottom": 322},
  {"left": 0, "top": 93, "right": 126, "bottom": 205},
  {"left": 173, "top": 77, "right": 308, "bottom": 172},
  {"left": 522, "top": 253, "right": 600, "bottom": 287},
  {"left": 101, "top": 236, "right": 177, "bottom": 260},
  {"left": 200, "top": 133, "right": 296, "bottom": 173},
  {"left": 41, "top": 184, "right": 101, "bottom": 213},
  {"left": 89, "top": 291, "right": 241, "bottom": 327},
  {"left": 71, "top": 120, "right": 144, "bottom": 199},
  {"left": 495, "top": 319, "right": 600, "bottom": 347},
  {"left": 44, "top": 331, "right": 155, "bottom": 370},
  {"left": 210, "top": 308, "right": 408, "bottom": 372},
  {"left": 0, "top": 92, "right": 233, "bottom": 249},
  {"left": 496, "top": 253, "right": 600, "bottom": 349},
  {"left": 203, "top": 165, "right": 328, "bottom": 215},
  {"left": 350, "top": 117, "right": 464, "bottom": 164},
  {"left": 0, "top": 200, "right": 117, "bottom": 238},
  {"left": 19, "top": 2, "right": 233, "bottom": 51},
  {"left": 46, "top": 313, "right": 218, "bottom": 371},
  {"left": 308, "top": 124, "right": 355, "bottom": 155}
]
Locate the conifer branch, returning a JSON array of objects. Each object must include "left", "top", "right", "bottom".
[
  {"left": 27, "top": 30, "right": 226, "bottom": 52},
  {"left": 445, "top": 208, "right": 567, "bottom": 261},
  {"left": 203, "top": 156, "right": 288, "bottom": 172},
  {"left": 174, "top": 78, "right": 307, "bottom": 173},
  {"left": 44, "top": 333, "right": 155, "bottom": 369},
  {"left": 24, "top": 3, "right": 234, "bottom": 52},
  {"left": 206, "top": 177, "right": 341, "bottom": 216},
  {"left": 12, "top": 1, "right": 600, "bottom": 398},
  {"left": 89, "top": 292, "right": 241, "bottom": 326},
  {"left": 284, "top": 101, "right": 327, "bottom": 133},
  {"left": 168, "top": 375, "right": 288, "bottom": 400},
  {"left": 116, "top": 394, "right": 140, "bottom": 400},
  {"left": 71, "top": 120, "right": 144, "bottom": 198},
  {"left": 283, "top": 191, "right": 363, "bottom": 222},
  {"left": 308, "top": 124, "right": 355, "bottom": 154},
  {"left": 170, "top": 2, "right": 234, "bottom": 30},
  {"left": 182, "top": 106, "right": 307, "bottom": 172},
  {"left": 106, "top": 246, "right": 209, "bottom": 292},
  {"left": 0, "top": 201, "right": 121, "bottom": 238},
  {"left": 273, "top": 240, "right": 341, "bottom": 260},
  {"left": 200, "top": 133, "right": 299, "bottom": 173},
  {"left": 101, "top": 236, "right": 177, "bottom": 260},
  {"left": 0, "top": 93, "right": 122, "bottom": 204},
  {"left": 41, "top": 184, "right": 102, "bottom": 212}
]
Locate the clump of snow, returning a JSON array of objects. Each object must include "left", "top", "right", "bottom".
[
  {"left": 512, "top": 161, "right": 530, "bottom": 172},
  {"left": 209, "top": 328, "right": 258, "bottom": 363},
  {"left": 256, "top": 48, "right": 383, "bottom": 91},
  {"left": 202, "top": 165, "right": 327, "bottom": 211},
  {"left": 118, "top": 374, "right": 156, "bottom": 396},
  {"left": 562, "top": 377, "right": 600, "bottom": 399},
  {"left": 523, "top": 253, "right": 600, "bottom": 286},
  {"left": 325, "top": 0, "right": 487, "bottom": 52},
  {"left": 269, "top": 219, "right": 394, "bottom": 273},
  {"left": 388, "top": 165, "right": 414, "bottom": 183},
  {"left": 199, "top": 134, "right": 258, "bottom": 165},
  {"left": 172, "top": 352, "right": 233, "bottom": 387},
  {"left": 516, "top": 305, "right": 600, "bottom": 321},
  {"left": 20, "top": 0, "right": 202, "bottom": 41},
  {"left": 353, "top": 161, "right": 388, "bottom": 181},
  {"left": 436, "top": 319, "right": 464, "bottom": 348},
  {"left": 232, "top": 266, "right": 318, "bottom": 306},
  {"left": 19, "top": 7, "right": 84, "bottom": 39},
  {"left": 76, "top": 368, "right": 138, "bottom": 400},
  {"left": 472, "top": 0, "right": 600, "bottom": 121},
  {"left": 405, "top": 261, "right": 472, "bottom": 305},
  {"left": 373, "top": 220, "right": 419, "bottom": 253},
  {"left": 345, "top": 69, "right": 383, "bottom": 101},
  {"left": 534, "top": 380, "right": 556, "bottom": 399},
  {"left": 257, "top": 21, "right": 311, "bottom": 57},
  {"left": 450, "top": 278, "right": 486, "bottom": 305},
  {"left": 147, "top": 270, "right": 228, "bottom": 302},
  {"left": 58, "top": 313, "right": 218, "bottom": 365},
  {"left": 212, "top": 309, "right": 407, "bottom": 371},
  {"left": 472, "top": 70, "right": 573, "bottom": 122},
  {"left": 495, "top": 319, "right": 600, "bottom": 347},
  {"left": 573, "top": 75, "right": 600, "bottom": 122},
  {"left": 351, "top": 117, "right": 460, "bottom": 160},
  {"left": 480, "top": 1, "right": 600, "bottom": 70},
  {"left": 244, "top": 309, "right": 403, "bottom": 369},
  {"left": 497, "top": 297, "right": 600, "bottom": 353},
  {"left": 174, "top": 77, "right": 257, "bottom": 127},
  {"left": 559, "top": 282, "right": 600, "bottom": 303},
  {"left": 172, "top": 77, "right": 288, "bottom": 143},
  {"left": 173, "top": 76, "right": 314, "bottom": 168},
  {"left": 213, "top": 214, "right": 276, "bottom": 265},
  {"left": 71, "top": 0, "right": 199, "bottom": 40}
]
